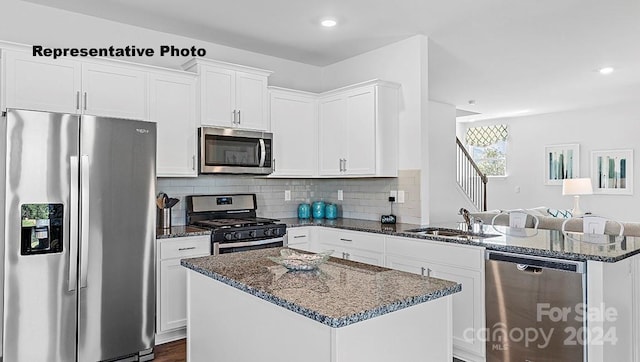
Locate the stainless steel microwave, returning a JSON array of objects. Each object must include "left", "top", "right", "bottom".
[{"left": 198, "top": 127, "right": 273, "bottom": 174}]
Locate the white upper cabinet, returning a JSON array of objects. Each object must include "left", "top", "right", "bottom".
[
  {"left": 269, "top": 87, "right": 318, "bottom": 177},
  {"left": 149, "top": 71, "right": 198, "bottom": 177},
  {"left": 318, "top": 80, "right": 399, "bottom": 177},
  {"left": 3, "top": 50, "right": 147, "bottom": 119},
  {"left": 80, "top": 63, "right": 147, "bottom": 119},
  {"left": 183, "top": 58, "right": 272, "bottom": 131},
  {"left": 4, "top": 50, "right": 81, "bottom": 114}
]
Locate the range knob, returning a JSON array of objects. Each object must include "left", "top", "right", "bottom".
[
  {"left": 233, "top": 232, "right": 242, "bottom": 239},
  {"left": 264, "top": 228, "right": 273, "bottom": 236},
  {"left": 224, "top": 233, "right": 233, "bottom": 241},
  {"left": 249, "top": 230, "right": 257, "bottom": 238}
]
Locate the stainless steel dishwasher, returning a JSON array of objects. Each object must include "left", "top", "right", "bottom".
[{"left": 485, "top": 251, "right": 586, "bottom": 362}]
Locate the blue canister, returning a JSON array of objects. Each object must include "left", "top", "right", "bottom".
[
  {"left": 312, "top": 201, "right": 325, "bottom": 219},
  {"left": 297, "top": 203, "right": 311, "bottom": 219},
  {"left": 325, "top": 203, "right": 337, "bottom": 219}
]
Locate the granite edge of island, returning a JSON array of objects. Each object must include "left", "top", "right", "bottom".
[
  {"left": 281, "top": 218, "right": 640, "bottom": 263},
  {"left": 181, "top": 258, "right": 462, "bottom": 328}
]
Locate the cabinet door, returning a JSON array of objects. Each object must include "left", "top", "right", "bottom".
[
  {"left": 149, "top": 72, "right": 197, "bottom": 177},
  {"left": 159, "top": 258, "right": 188, "bottom": 332},
  {"left": 344, "top": 248, "right": 384, "bottom": 267},
  {"left": 318, "top": 97, "right": 347, "bottom": 176},
  {"left": 386, "top": 253, "right": 485, "bottom": 359},
  {"left": 200, "top": 66, "right": 235, "bottom": 127},
  {"left": 81, "top": 63, "right": 147, "bottom": 119},
  {"left": 235, "top": 72, "right": 268, "bottom": 130},
  {"left": 4, "top": 51, "right": 81, "bottom": 114},
  {"left": 345, "top": 88, "right": 376, "bottom": 175},
  {"left": 270, "top": 91, "right": 317, "bottom": 176},
  {"left": 429, "top": 264, "right": 485, "bottom": 358}
]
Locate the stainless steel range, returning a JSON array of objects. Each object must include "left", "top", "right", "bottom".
[{"left": 186, "top": 194, "right": 286, "bottom": 255}]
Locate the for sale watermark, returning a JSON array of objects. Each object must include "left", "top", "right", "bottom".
[{"left": 464, "top": 303, "right": 619, "bottom": 352}]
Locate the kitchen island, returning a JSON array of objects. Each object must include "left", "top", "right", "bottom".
[{"left": 181, "top": 248, "right": 461, "bottom": 362}]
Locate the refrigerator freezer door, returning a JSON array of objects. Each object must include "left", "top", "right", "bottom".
[
  {"left": 77, "top": 115, "right": 156, "bottom": 361},
  {"left": 3, "top": 110, "right": 79, "bottom": 361}
]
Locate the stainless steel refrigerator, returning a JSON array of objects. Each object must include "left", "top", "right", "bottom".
[{"left": 1, "top": 109, "right": 156, "bottom": 361}]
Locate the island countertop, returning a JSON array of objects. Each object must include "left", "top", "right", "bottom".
[
  {"left": 181, "top": 247, "right": 461, "bottom": 328},
  {"left": 281, "top": 218, "right": 640, "bottom": 262}
]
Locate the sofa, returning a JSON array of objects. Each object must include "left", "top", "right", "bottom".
[{"left": 466, "top": 207, "right": 640, "bottom": 237}]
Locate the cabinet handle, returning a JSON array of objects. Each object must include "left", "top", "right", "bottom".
[
  {"left": 343, "top": 159, "right": 347, "bottom": 172},
  {"left": 83, "top": 92, "right": 87, "bottom": 110},
  {"left": 341, "top": 252, "right": 346, "bottom": 259},
  {"left": 293, "top": 235, "right": 306, "bottom": 239},
  {"left": 421, "top": 267, "right": 431, "bottom": 277},
  {"left": 339, "top": 238, "right": 352, "bottom": 242},
  {"left": 273, "top": 158, "right": 276, "bottom": 172},
  {"left": 345, "top": 252, "right": 350, "bottom": 260},
  {"left": 232, "top": 110, "right": 237, "bottom": 124},
  {"left": 339, "top": 158, "right": 343, "bottom": 172},
  {"left": 179, "top": 247, "right": 196, "bottom": 251},
  {"left": 192, "top": 155, "right": 196, "bottom": 171},
  {"left": 76, "top": 91, "right": 80, "bottom": 111},
  {"left": 421, "top": 267, "right": 425, "bottom": 276},
  {"left": 238, "top": 110, "right": 241, "bottom": 124}
]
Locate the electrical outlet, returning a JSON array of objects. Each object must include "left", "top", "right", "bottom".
[
  {"left": 397, "top": 190, "right": 405, "bottom": 203},
  {"left": 284, "top": 190, "right": 291, "bottom": 201},
  {"left": 338, "top": 190, "right": 343, "bottom": 201},
  {"left": 390, "top": 190, "right": 398, "bottom": 201}
]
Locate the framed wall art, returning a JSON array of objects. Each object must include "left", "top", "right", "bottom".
[
  {"left": 591, "top": 149, "right": 633, "bottom": 195},
  {"left": 544, "top": 144, "right": 579, "bottom": 185}
]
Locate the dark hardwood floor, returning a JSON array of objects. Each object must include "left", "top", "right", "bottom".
[
  {"left": 154, "top": 339, "right": 186, "bottom": 362},
  {"left": 155, "top": 338, "right": 466, "bottom": 361}
]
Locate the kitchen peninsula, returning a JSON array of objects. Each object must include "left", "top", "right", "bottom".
[{"left": 181, "top": 248, "right": 461, "bottom": 362}]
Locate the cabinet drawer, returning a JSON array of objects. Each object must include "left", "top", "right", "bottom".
[
  {"left": 286, "top": 227, "right": 310, "bottom": 245},
  {"left": 317, "top": 228, "right": 385, "bottom": 253},
  {"left": 386, "top": 236, "right": 484, "bottom": 270},
  {"left": 160, "top": 236, "right": 210, "bottom": 260}
]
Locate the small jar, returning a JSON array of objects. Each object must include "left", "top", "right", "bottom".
[
  {"left": 325, "top": 203, "right": 337, "bottom": 219},
  {"left": 312, "top": 201, "right": 325, "bottom": 219},
  {"left": 297, "top": 203, "right": 311, "bottom": 219}
]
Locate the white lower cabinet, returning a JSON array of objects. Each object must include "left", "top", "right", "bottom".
[
  {"left": 311, "top": 227, "right": 385, "bottom": 267},
  {"left": 156, "top": 235, "right": 210, "bottom": 344},
  {"left": 386, "top": 236, "right": 486, "bottom": 362},
  {"left": 285, "top": 227, "right": 313, "bottom": 252}
]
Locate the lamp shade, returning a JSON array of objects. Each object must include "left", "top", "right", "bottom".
[{"left": 562, "top": 178, "right": 593, "bottom": 196}]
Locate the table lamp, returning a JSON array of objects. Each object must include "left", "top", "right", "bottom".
[{"left": 562, "top": 178, "right": 593, "bottom": 216}]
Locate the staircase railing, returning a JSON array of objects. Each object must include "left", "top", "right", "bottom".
[{"left": 456, "top": 137, "right": 488, "bottom": 211}]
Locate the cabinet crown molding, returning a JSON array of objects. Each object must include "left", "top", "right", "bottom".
[
  {"left": 182, "top": 57, "right": 273, "bottom": 77},
  {"left": 319, "top": 79, "right": 400, "bottom": 98}
]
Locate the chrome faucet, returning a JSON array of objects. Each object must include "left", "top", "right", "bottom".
[{"left": 459, "top": 208, "right": 471, "bottom": 231}]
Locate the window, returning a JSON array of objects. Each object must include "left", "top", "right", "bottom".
[{"left": 465, "top": 124, "right": 508, "bottom": 176}]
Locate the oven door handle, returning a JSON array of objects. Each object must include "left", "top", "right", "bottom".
[
  {"left": 216, "top": 237, "right": 284, "bottom": 250},
  {"left": 258, "top": 139, "right": 266, "bottom": 167}
]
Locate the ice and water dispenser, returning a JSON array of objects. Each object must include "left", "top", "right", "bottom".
[{"left": 20, "top": 203, "right": 64, "bottom": 255}]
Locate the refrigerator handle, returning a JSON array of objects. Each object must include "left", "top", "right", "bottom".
[
  {"left": 68, "top": 156, "right": 79, "bottom": 292},
  {"left": 80, "top": 154, "right": 90, "bottom": 289}
]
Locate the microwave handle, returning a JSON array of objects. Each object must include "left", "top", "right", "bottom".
[{"left": 259, "top": 139, "right": 266, "bottom": 167}]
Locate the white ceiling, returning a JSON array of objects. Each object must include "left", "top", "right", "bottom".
[{"left": 24, "top": 0, "right": 640, "bottom": 120}]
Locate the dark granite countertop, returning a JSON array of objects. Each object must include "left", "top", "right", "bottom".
[
  {"left": 181, "top": 247, "right": 461, "bottom": 328},
  {"left": 156, "top": 225, "right": 210, "bottom": 239},
  {"left": 282, "top": 218, "right": 640, "bottom": 263}
]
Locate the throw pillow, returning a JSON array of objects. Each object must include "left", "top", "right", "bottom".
[{"left": 547, "top": 208, "right": 572, "bottom": 218}]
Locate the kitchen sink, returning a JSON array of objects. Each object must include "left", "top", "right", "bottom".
[{"left": 405, "top": 227, "right": 499, "bottom": 239}]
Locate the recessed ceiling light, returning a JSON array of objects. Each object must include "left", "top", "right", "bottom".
[
  {"left": 321, "top": 18, "right": 337, "bottom": 27},
  {"left": 599, "top": 67, "right": 614, "bottom": 75}
]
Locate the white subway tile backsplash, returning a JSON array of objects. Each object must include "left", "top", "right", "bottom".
[{"left": 157, "top": 169, "right": 421, "bottom": 225}]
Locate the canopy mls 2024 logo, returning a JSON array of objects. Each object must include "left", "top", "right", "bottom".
[{"left": 32, "top": 45, "right": 207, "bottom": 59}]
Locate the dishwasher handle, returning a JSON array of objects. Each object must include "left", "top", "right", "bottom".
[{"left": 486, "top": 250, "right": 585, "bottom": 274}]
